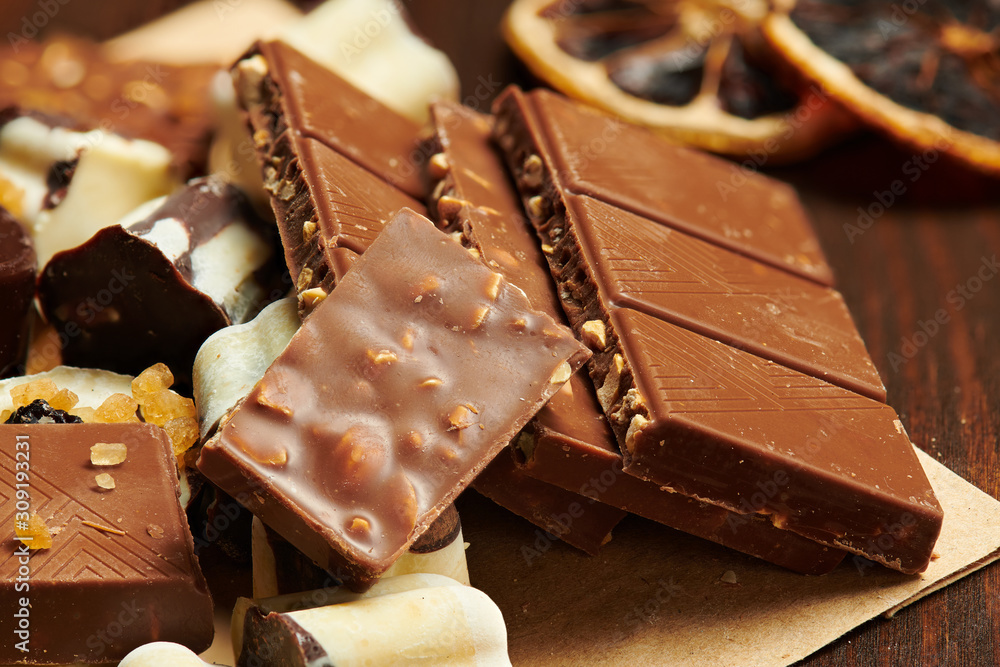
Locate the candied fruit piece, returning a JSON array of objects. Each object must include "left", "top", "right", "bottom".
[
  {"left": 15, "top": 513, "right": 52, "bottom": 550},
  {"left": 48, "top": 388, "right": 80, "bottom": 412},
  {"left": 94, "top": 393, "right": 140, "bottom": 424},
  {"left": 132, "top": 363, "right": 174, "bottom": 402},
  {"left": 71, "top": 406, "right": 97, "bottom": 423},
  {"left": 90, "top": 442, "right": 127, "bottom": 466},
  {"left": 4, "top": 399, "right": 83, "bottom": 424},
  {"left": 10, "top": 378, "right": 59, "bottom": 408},
  {"left": 140, "top": 389, "right": 196, "bottom": 427},
  {"left": 95, "top": 473, "right": 116, "bottom": 490},
  {"left": 163, "top": 416, "right": 199, "bottom": 457}
]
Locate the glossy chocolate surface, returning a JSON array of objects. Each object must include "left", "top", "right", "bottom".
[
  {"left": 38, "top": 178, "right": 284, "bottom": 387},
  {"left": 559, "top": 195, "right": 885, "bottom": 400},
  {"left": 493, "top": 86, "right": 834, "bottom": 286},
  {"left": 0, "top": 423, "right": 214, "bottom": 664},
  {"left": 615, "top": 309, "right": 942, "bottom": 573},
  {"left": 0, "top": 208, "right": 35, "bottom": 379},
  {"left": 234, "top": 44, "right": 427, "bottom": 301},
  {"left": 198, "top": 210, "right": 590, "bottom": 589}
]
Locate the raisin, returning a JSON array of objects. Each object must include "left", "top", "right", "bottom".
[{"left": 4, "top": 399, "right": 84, "bottom": 424}]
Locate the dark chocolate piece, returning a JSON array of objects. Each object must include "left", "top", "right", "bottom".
[
  {"left": 38, "top": 176, "right": 285, "bottom": 388},
  {"left": 233, "top": 42, "right": 428, "bottom": 305},
  {"left": 198, "top": 209, "right": 590, "bottom": 589},
  {"left": 0, "top": 35, "right": 215, "bottom": 177},
  {"left": 0, "top": 208, "right": 35, "bottom": 379},
  {"left": 0, "top": 423, "right": 214, "bottom": 664},
  {"left": 493, "top": 86, "right": 834, "bottom": 285}
]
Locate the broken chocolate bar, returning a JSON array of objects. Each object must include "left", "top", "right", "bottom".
[
  {"left": 426, "top": 101, "right": 843, "bottom": 573},
  {"left": 0, "top": 207, "right": 35, "bottom": 379},
  {"left": 232, "top": 41, "right": 428, "bottom": 305},
  {"left": 198, "top": 209, "right": 590, "bottom": 589},
  {"left": 492, "top": 86, "right": 834, "bottom": 286},
  {"left": 38, "top": 176, "right": 285, "bottom": 387},
  {"left": 0, "top": 423, "right": 214, "bottom": 664}
]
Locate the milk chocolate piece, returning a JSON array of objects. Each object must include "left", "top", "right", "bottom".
[
  {"left": 232, "top": 42, "right": 427, "bottom": 305},
  {"left": 198, "top": 209, "right": 590, "bottom": 589},
  {"left": 0, "top": 208, "right": 35, "bottom": 379},
  {"left": 493, "top": 86, "right": 834, "bottom": 285},
  {"left": 514, "top": 425, "right": 846, "bottom": 575},
  {"left": 0, "top": 423, "right": 214, "bottom": 664},
  {"left": 0, "top": 35, "right": 215, "bottom": 177},
  {"left": 426, "top": 102, "right": 843, "bottom": 573},
  {"left": 610, "top": 309, "right": 942, "bottom": 573},
  {"left": 426, "top": 101, "right": 626, "bottom": 552},
  {"left": 38, "top": 177, "right": 285, "bottom": 387},
  {"left": 546, "top": 195, "right": 885, "bottom": 400}
]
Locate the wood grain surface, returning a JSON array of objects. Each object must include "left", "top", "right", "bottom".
[{"left": 410, "top": 3, "right": 1000, "bottom": 665}]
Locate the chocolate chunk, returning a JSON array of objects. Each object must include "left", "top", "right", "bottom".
[
  {"left": 198, "top": 209, "right": 590, "bottom": 589},
  {"left": 4, "top": 399, "right": 83, "bottom": 425},
  {"left": 514, "top": 422, "right": 847, "bottom": 575},
  {"left": 493, "top": 86, "right": 834, "bottom": 285},
  {"left": 547, "top": 195, "right": 884, "bottom": 400},
  {"left": 0, "top": 423, "right": 214, "bottom": 664},
  {"left": 232, "top": 41, "right": 429, "bottom": 308},
  {"left": 0, "top": 208, "right": 35, "bottom": 379},
  {"left": 38, "top": 177, "right": 285, "bottom": 388},
  {"left": 611, "top": 309, "right": 941, "bottom": 573},
  {"left": 427, "top": 101, "right": 845, "bottom": 573}
]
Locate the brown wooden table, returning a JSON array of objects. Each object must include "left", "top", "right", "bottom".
[{"left": 410, "top": 3, "right": 1000, "bottom": 665}]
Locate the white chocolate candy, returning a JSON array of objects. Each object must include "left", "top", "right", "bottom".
[
  {"left": 193, "top": 297, "right": 299, "bottom": 439},
  {"left": 239, "top": 581, "right": 511, "bottom": 666},
  {"left": 0, "top": 114, "right": 178, "bottom": 267},
  {"left": 233, "top": 572, "right": 466, "bottom": 661},
  {"left": 118, "top": 641, "right": 212, "bottom": 666},
  {"left": 0, "top": 366, "right": 134, "bottom": 414}
]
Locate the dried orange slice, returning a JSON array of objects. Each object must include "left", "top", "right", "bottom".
[
  {"left": 503, "top": 0, "right": 856, "bottom": 161},
  {"left": 763, "top": 0, "right": 1000, "bottom": 175}
]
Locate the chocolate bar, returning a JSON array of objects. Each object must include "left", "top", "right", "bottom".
[
  {"left": 198, "top": 209, "right": 590, "bottom": 589},
  {"left": 494, "top": 87, "right": 943, "bottom": 573},
  {"left": 232, "top": 41, "right": 428, "bottom": 304},
  {"left": 0, "top": 423, "right": 214, "bottom": 664},
  {"left": 492, "top": 86, "right": 834, "bottom": 286},
  {"left": 238, "top": 578, "right": 510, "bottom": 666},
  {"left": 38, "top": 177, "right": 285, "bottom": 387},
  {"left": 426, "top": 101, "right": 842, "bottom": 573},
  {"left": 0, "top": 208, "right": 35, "bottom": 379},
  {"left": 0, "top": 35, "right": 216, "bottom": 177}
]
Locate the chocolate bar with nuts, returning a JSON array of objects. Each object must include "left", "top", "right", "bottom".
[
  {"left": 38, "top": 177, "right": 285, "bottom": 388},
  {"left": 426, "top": 101, "right": 843, "bottom": 573},
  {"left": 493, "top": 86, "right": 884, "bottom": 401},
  {"left": 0, "top": 423, "right": 214, "bottom": 664},
  {"left": 232, "top": 41, "right": 428, "bottom": 307},
  {"left": 198, "top": 209, "right": 591, "bottom": 589},
  {"left": 0, "top": 207, "right": 35, "bottom": 379},
  {"left": 492, "top": 86, "right": 833, "bottom": 286}
]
